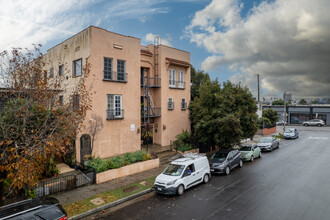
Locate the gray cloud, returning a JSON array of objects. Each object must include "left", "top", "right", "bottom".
[{"left": 186, "top": 0, "right": 330, "bottom": 99}]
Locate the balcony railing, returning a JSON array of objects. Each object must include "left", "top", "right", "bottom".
[
  {"left": 168, "top": 102, "right": 174, "bottom": 110},
  {"left": 142, "top": 107, "right": 161, "bottom": 118},
  {"left": 141, "top": 77, "right": 161, "bottom": 88},
  {"left": 106, "top": 109, "right": 124, "bottom": 120},
  {"left": 103, "top": 71, "right": 127, "bottom": 82},
  {"left": 181, "top": 102, "right": 187, "bottom": 110},
  {"left": 169, "top": 80, "right": 185, "bottom": 89}
]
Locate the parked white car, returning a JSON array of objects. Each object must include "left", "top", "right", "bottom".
[{"left": 154, "top": 153, "right": 211, "bottom": 196}]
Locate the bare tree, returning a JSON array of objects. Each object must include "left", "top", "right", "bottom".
[
  {"left": 89, "top": 114, "right": 103, "bottom": 155},
  {"left": 0, "top": 45, "right": 91, "bottom": 202}
]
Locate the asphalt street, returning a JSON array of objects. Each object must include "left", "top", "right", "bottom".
[{"left": 94, "top": 126, "right": 330, "bottom": 220}]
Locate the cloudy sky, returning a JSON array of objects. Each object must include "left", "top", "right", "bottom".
[{"left": 1, "top": 0, "right": 329, "bottom": 100}]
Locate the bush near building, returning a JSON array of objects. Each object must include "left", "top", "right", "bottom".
[{"left": 87, "top": 150, "right": 152, "bottom": 173}]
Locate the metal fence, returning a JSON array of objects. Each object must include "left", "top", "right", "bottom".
[{"left": 35, "top": 163, "right": 96, "bottom": 197}]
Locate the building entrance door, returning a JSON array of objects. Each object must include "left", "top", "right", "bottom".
[{"left": 80, "top": 134, "right": 91, "bottom": 162}]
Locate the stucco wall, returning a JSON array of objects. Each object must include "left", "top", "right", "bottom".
[
  {"left": 158, "top": 45, "right": 191, "bottom": 146},
  {"left": 82, "top": 27, "right": 142, "bottom": 159},
  {"left": 96, "top": 158, "right": 159, "bottom": 184}
]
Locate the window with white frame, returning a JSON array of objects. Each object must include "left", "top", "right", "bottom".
[
  {"left": 178, "top": 70, "right": 184, "bottom": 88},
  {"left": 104, "top": 57, "right": 113, "bottom": 80},
  {"left": 73, "top": 58, "right": 82, "bottom": 77},
  {"left": 168, "top": 98, "right": 174, "bottom": 110},
  {"left": 117, "top": 60, "right": 126, "bottom": 81},
  {"left": 169, "top": 69, "right": 176, "bottom": 88},
  {"left": 107, "top": 94, "right": 123, "bottom": 119}
]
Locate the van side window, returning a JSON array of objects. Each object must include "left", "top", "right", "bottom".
[{"left": 189, "top": 164, "right": 195, "bottom": 172}]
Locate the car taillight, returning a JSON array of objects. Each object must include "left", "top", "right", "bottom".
[{"left": 59, "top": 216, "right": 68, "bottom": 220}]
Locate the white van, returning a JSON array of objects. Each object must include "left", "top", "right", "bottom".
[{"left": 154, "top": 153, "right": 211, "bottom": 195}]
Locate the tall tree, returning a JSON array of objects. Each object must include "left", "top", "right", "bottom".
[
  {"left": 189, "top": 80, "right": 258, "bottom": 149},
  {"left": 0, "top": 46, "right": 90, "bottom": 202},
  {"left": 272, "top": 99, "right": 284, "bottom": 105},
  {"left": 298, "top": 99, "right": 308, "bottom": 105},
  {"left": 190, "top": 66, "right": 210, "bottom": 101},
  {"left": 262, "top": 108, "right": 279, "bottom": 124}
]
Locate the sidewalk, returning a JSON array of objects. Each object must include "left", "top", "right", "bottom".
[{"left": 53, "top": 164, "right": 167, "bottom": 206}]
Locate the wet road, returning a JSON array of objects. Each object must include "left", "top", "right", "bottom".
[{"left": 97, "top": 127, "right": 330, "bottom": 220}]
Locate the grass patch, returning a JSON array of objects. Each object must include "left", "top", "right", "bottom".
[
  {"left": 275, "top": 133, "right": 284, "bottom": 139},
  {"left": 63, "top": 176, "right": 156, "bottom": 217}
]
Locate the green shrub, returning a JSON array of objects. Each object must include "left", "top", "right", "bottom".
[
  {"left": 173, "top": 131, "right": 196, "bottom": 152},
  {"left": 275, "top": 133, "right": 284, "bottom": 139},
  {"left": 258, "top": 117, "right": 272, "bottom": 129},
  {"left": 88, "top": 150, "right": 152, "bottom": 173},
  {"left": 175, "top": 143, "right": 194, "bottom": 153}
]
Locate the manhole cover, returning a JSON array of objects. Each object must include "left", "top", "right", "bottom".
[
  {"left": 90, "top": 198, "right": 105, "bottom": 206},
  {"left": 123, "top": 186, "right": 139, "bottom": 193}
]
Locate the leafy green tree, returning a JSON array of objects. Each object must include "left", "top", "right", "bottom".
[
  {"left": 190, "top": 66, "right": 210, "bottom": 101},
  {"left": 258, "top": 117, "right": 272, "bottom": 129},
  {"left": 189, "top": 81, "right": 258, "bottom": 149},
  {"left": 298, "top": 99, "right": 308, "bottom": 105},
  {"left": 262, "top": 108, "right": 279, "bottom": 124},
  {"left": 310, "top": 99, "right": 320, "bottom": 104},
  {"left": 272, "top": 99, "right": 284, "bottom": 105}
]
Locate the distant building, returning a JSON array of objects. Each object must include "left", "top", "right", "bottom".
[{"left": 263, "top": 105, "right": 330, "bottom": 125}]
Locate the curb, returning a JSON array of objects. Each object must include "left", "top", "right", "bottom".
[{"left": 69, "top": 188, "right": 154, "bottom": 220}]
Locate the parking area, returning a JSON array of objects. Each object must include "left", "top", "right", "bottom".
[{"left": 99, "top": 126, "right": 330, "bottom": 220}]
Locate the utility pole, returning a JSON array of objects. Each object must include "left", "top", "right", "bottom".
[
  {"left": 257, "top": 74, "right": 260, "bottom": 102},
  {"left": 283, "top": 91, "right": 286, "bottom": 132}
]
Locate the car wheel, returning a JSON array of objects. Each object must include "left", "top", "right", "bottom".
[
  {"left": 177, "top": 184, "right": 184, "bottom": 196},
  {"left": 239, "top": 160, "right": 243, "bottom": 168},
  {"left": 250, "top": 156, "right": 254, "bottom": 162},
  {"left": 317, "top": 124, "right": 322, "bottom": 127},
  {"left": 278, "top": 143, "right": 280, "bottom": 149},
  {"left": 259, "top": 152, "right": 262, "bottom": 158},
  {"left": 203, "top": 174, "right": 210, "bottom": 184},
  {"left": 304, "top": 123, "right": 308, "bottom": 126},
  {"left": 270, "top": 147, "right": 273, "bottom": 152},
  {"left": 225, "top": 166, "right": 230, "bottom": 175}
]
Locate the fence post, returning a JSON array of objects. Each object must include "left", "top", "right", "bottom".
[
  {"left": 93, "top": 168, "right": 96, "bottom": 184},
  {"left": 74, "top": 174, "right": 77, "bottom": 189}
]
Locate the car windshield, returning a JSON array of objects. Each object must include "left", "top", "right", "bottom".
[
  {"left": 259, "top": 138, "right": 272, "bottom": 143},
  {"left": 285, "top": 129, "right": 294, "bottom": 133},
  {"left": 162, "top": 164, "right": 185, "bottom": 176},
  {"left": 240, "top": 146, "right": 251, "bottom": 151},
  {"left": 211, "top": 152, "right": 228, "bottom": 162}
]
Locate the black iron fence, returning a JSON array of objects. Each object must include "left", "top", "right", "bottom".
[{"left": 35, "top": 163, "right": 96, "bottom": 198}]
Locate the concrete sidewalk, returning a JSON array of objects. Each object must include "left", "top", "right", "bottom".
[{"left": 53, "top": 164, "right": 167, "bottom": 206}]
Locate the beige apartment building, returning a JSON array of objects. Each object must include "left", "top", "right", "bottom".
[{"left": 44, "top": 26, "right": 191, "bottom": 162}]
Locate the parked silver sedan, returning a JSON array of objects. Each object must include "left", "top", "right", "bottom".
[
  {"left": 303, "top": 119, "right": 325, "bottom": 127},
  {"left": 284, "top": 128, "right": 299, "bottom": 139},
  {"left": 257, "top": 137, "right": 279, "bottom": 152}
]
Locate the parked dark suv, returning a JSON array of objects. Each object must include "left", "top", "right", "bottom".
[
  {"left": 0, "top": 197, "right": 67, "bottom": 220},
  {"left": 209, "top": 149, "right": 243, "bottom": 175}
]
